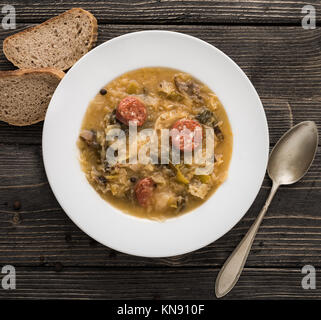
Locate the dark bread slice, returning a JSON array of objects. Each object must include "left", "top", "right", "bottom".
[
  {"left": 3, "top": 8, "right": 98, "bottom": 71},
  {"left": 0, "top": 68, "right": 65, "bottom": 126}
]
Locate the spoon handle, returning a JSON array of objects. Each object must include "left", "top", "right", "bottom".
[{"left": 215, "top": 182, "right": 279, "bottom": 298}]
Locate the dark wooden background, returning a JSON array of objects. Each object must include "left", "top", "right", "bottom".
[{"left": 0, "top": 0, "right": 320, "bottom": 299}]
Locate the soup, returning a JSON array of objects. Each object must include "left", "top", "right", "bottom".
[{"left": 78, "top": 67, "right": 233, "bottom": 220}]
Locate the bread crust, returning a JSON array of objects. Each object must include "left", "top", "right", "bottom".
[
  {"left": 0, "top": 68, "right": 65, "bottom": 126},
  {"left": 0, "top": 68, "right": 65, "bottom": 80},
  {"left": 3, "top": 8, "right": 98, "bottom": 71}
]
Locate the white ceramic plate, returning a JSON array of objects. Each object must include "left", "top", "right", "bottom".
[{"left": 43, "top": 31, "right": 269, "bottom": 257}]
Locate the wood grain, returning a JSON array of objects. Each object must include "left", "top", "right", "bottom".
[
  {"left": 1, "top": 25, "right": 321, "bottom": 144},
  {"left": 1, "top": 24, "right": 321, "bottom": 100},
  {"left": 0, "top": 24, "right": 320, "bottom": 270},
  {"left": 0, "top": 145, "right": 320, "bottom": 268},
  {"left": 0, "top": 0, "right": 319, "bottom": 25},
  {"left": 0, "top": 2, "right": 320, "bottom": 299},
  {"left": 0, "top": 267, "right": 319, "bottom": 300}
]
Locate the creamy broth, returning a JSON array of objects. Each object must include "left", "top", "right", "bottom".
[{"left": 78, "top": 67, "right": 233, "bottom": 220}]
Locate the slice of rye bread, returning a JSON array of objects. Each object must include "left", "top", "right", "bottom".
[
  {"left": 0, "top": 68, "right": 65, "bottom": 126},
  {"left": 3, "top": 8, "right": 98, "bottom": 71}
]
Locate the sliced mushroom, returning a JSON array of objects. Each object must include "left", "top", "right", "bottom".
[
  {"left": 158, "top": 80, "right": 183, "bottom": 101},
  {"left": 80, "top": 129, "right": 95, "bottom": 144},
  {"left": 174, "top": 75, "right": 203, "bottom": 103},
  {"left": 79, "top": 129, "right": 102, "bottom": 151}
]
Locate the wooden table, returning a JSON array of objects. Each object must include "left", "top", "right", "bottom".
[{"left": 0, "top": 0, "right": 320, "bottom": 300}]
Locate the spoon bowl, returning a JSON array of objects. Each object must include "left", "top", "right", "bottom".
[{"left": 268, "top": 121, "right": 318, "bottom": 185}]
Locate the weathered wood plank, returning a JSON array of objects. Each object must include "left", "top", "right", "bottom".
[
  {"left": 0, "top": 144, "right": 320, "bottom": 267},
  {"left": 0, "top": 25, "right": 320, "bottom": 144},
  {"left": 0, "top": 267, "right": 319, "bottom": 299},
  {"left": 0, "top": 0, "right": 318, "bottom": 301},
  {"left": 0, "top": 21, "right": 320, "bottom": 271},
  {"left": 0, "top": 0, "right": 319, "bottom": 24},
  {"left": 1, "top": 24, "right": 320, "bottom": 99}
]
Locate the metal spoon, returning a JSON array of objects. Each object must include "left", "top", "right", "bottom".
[{"left": 215, "top": 121, "right": 318, "bottom": 298}]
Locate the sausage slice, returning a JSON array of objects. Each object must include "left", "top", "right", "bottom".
[
  {"left": 116, "top": 96, "right": 147, "bottom": 126},
  {"left": 135, "top": 177, "right": 155, "bottom": 207},
  {"left": 171, "top": 119, "right": 203, "bottom": 152}
]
